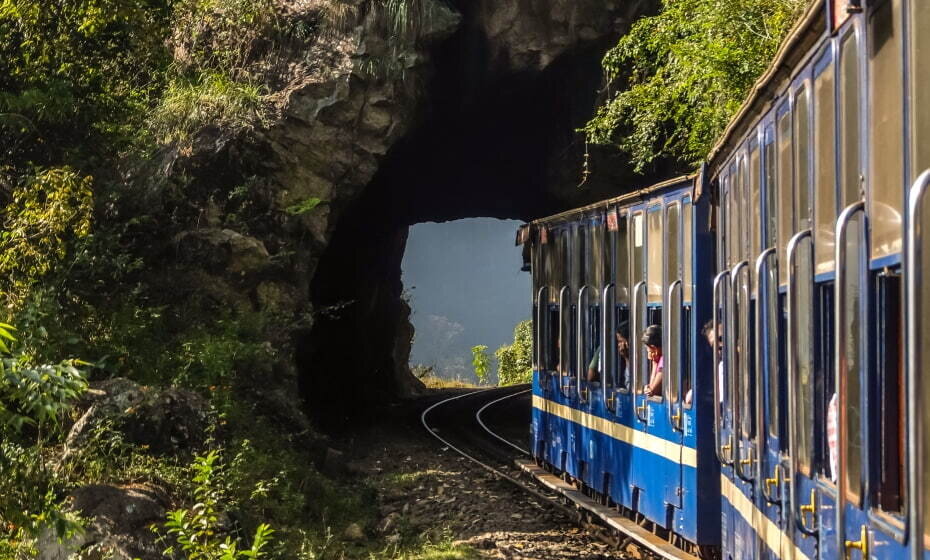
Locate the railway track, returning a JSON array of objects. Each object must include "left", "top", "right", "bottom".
[{"left": 420, "top": 386, "right": 700, "bottom": 560}]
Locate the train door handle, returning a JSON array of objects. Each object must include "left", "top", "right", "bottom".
[
  {"left": 844, "top": 525, "right": 869, "bottom": 558},
  {"left": 636, "top": 403, "right": 647, "bottom": 420},
  {"left": 671, "top": 410, "right": 682, "bottom": 429},
  {"left": 799, "top": 489, "right": 817, "bottom": 532},
  {"left": 762, "top": 464, "right": 782, "bottom": 503}
]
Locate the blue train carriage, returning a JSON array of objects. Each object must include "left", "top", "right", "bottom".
[
  {"left": 518, "top": 174, "right": 721, "bottom": 556},
  {"left": 706, "top": 0, "right": 930, "bottom": 558}
]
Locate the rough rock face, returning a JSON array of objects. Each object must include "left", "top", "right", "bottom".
[
  {"left": 64, "top": 378, "right": 210, "bottom": 459},
  {"left": 38, "top": 484, "right": 167, "bottom": 560},
  {"left": 162, "top": 0, "right": 659, "bottom": 424}
]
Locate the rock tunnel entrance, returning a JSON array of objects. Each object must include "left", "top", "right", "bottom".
[{"left": 296, "top": 0, "right": 670, "bottom": 428}]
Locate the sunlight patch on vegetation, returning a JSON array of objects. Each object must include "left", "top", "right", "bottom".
[
  {"left": 495, "top": 320, "right": 532, "bottom": 386},
  {"left": 151, "top": 73, "right": 269, "bottom": 145},
  {"left": 584, "top": 0, "right": 805, "bottom": 171}
]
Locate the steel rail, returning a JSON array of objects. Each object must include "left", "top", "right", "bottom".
[{"left": 475, "top": 388, "right": 532, "bottom": 456}]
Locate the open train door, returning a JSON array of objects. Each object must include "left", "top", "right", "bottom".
[{"left": 663, "top": 197, "right": 686, "bottom": 512}]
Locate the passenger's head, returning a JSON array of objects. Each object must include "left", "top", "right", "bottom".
[
  {"left": 701, "top": 319, "right": 722, "bottom": 356},
  {"left": 641, "top": 325, "right": 662, "bottom": 360}
]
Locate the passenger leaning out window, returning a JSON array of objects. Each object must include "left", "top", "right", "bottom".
[{"left": 642, "top": 325, "right": 663, "bottom": 397}]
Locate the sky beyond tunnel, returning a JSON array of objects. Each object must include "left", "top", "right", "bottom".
[{"left": 401, "top": 218, "right": 531, "bottom": 383}]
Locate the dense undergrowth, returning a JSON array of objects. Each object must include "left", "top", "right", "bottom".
[{"left": 0, "top": 0, "right": 469, "bottom": 557}]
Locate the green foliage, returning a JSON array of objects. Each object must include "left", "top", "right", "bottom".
[
  {"left": 0, "top": 167, "right": 93, "bottom": 305},
  {"left": 584, "top": 0, "right": 805, "bottom": 171},
  {"left": 494, "top": 320, "right": 532, "bottom": 386},
  {"left": 470, "top": 345, "right": 490, "bottom": 385},
  {"left": 284, "top": 197, "right": 325, "bottom": 216},
  {"left": 150, "top": 72, "right": 269, "bottom": 145},
  {"left": 0, "top": 0, "right": 171, "bottom": 166},
  {"left": 158, "top": 450, "right": 276, "bottom": 559},
  {"left": 0, "top": 325, "right": 88, "bottom": 545}
]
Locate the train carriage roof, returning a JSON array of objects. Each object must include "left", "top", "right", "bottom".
[{"left": 525, "top": 173, "right": 696, "bottom": 230}]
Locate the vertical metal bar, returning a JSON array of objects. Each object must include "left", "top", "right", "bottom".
[
  {"left": 602, "top": 283, "right": 616, "bottom": 411},
  {"left": 632, "top": 280, "right": 647, "bottom": 422},
  {"left": 713, "top": 270, "right": 732, "bottom": 465},
  {"left": 834, "top": 200, "right": 865, "bottom": 548},
  {"left": 536, "top": 286, "right": 549, "bottom": 375},
  {"left": 667, "top": 280, "right": 683, "bottom": 430},
  {"left": 558, "top": 286, "right": 571, "bottom": 398},
  {"left": 577, "top": 285, "right": 590, "bottom": 403},
  {"left": 907, "top": 170, "right": 930, "bottom": 560},
  {"left": 755, "top": 247, "right": 778, "bottom": 502},
  {"left": 787, "top": 229, "right": 814, "bottom": 534},
  {"left": 731, "top": 260, "right": 754, "bottom": 482}
]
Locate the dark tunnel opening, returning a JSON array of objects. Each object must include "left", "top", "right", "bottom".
[{"left": 297, "top": 3, "right": 671, "bottom": 429}]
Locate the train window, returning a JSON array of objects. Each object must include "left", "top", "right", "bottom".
[
  {"left": 814, "top": 283, "right": 836, "bottom": 479},
  {"left": 912, "top": 0, "right": 930, "bottom": 179},
  {"left": 750, "top": 142, "right": 762, "bottom": 260},
  {"left": 814, "top": 50, "right": 838, "bottom": 276},
  {"left": 765, "top": 247, "right": 781, "bottom": 439},
  {"left": 740, "top": 155, "right": 751, "bottom": 261},
  {"left": 616, "top": 213, "right": 630, "bottom": 390},
  {"left": 683, "top": 199, "right": 693, "bottom": 303},
  {"left": 777, "top": 104, "right": 794, "bottom": 286},
  {"left": 632, "top": 212, "right": 644, "bottom": 286},
  {"left": 763, "top": 126, "right": 777, "bottom": 249},
  {"left": 794, "top": 85, "right": 812, "bottom": 230},
  {"left": 591, "top": 218, "right": 606, "bottom": 290},
  {"left": 647, "top": 205, "right": 663, "bottom": 305},
  {"left": 737, "top": 265, "right": 754, "bottom": 439},
  {"left": 721, "top": 173, "right": 731, "bottom": 269},
  {"left": 795, "top": 239, "right": 815, "bottom": 471},
  {"left": 667, "top": 202, "right": 680, "bottom": 404},
  {"left": 869, "top": 0, "right": 904, "bottom": 262},
  {"left": 615, "top": 212, "right": 629, "bottom": 305},
  {"left": 841, "top": 214, "right": 865, "bottom": 505},
  {"left": 872, "top": 272, "right": 904, "bottom": 513},
  {"left": 839, "top": 29, "right": 862, "bottom": 207},
  {"left": 730, "top": 162, "right": 742, "bottom": 268},
  {"left": 572, "top": 224, "right": 584, "bottom": 294}
]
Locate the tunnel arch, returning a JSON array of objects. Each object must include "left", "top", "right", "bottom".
[{"left": 295, "top": 0, "right": 676, "bottom": 428}]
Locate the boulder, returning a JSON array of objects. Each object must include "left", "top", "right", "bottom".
[
  {"left": 64, "top": 378, "right": 210, "bottom": 460},
  {"left": 38, "top": 484, "right": 167, "bottom": 560}
]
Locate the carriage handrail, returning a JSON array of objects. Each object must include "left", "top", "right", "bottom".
[
  {"left": 906, "top": 170, "right": 930, "bottom": 560},
  {"left": 786, "top": 228, "right": 814, "bottom": 534},
  {"left": 558, "top": 286, "right": 571, "bottom": 398},
  {"left": 731, "top": 260, "right": 755, "bottom": 483},
  {"left": 577, "top": 285, "right": 591, "bottom": 404},
  {"left": 666, "top": 280, "right": 684, "bottom": 432},
  {"left": 535, "top": 286, "right": 549, "bottom": 377},
  {"left": 754, "top": 247, "right": 780, "bottom": 504},
  {"left": 834, "top": 200, "right": 865, "bottom": 546},
  {"left": 601, "top": 283, "right": 617, "bottom": 412},
  {"left": 632, "top": 281, "right": 649, "bottom": 423},
  {"left": 712, "top": 269, "right": 732, "bottom": 466}
]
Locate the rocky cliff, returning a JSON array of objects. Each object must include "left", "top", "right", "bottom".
[{"left": 164, "top": 0, "right": 660, "bottom": 427}]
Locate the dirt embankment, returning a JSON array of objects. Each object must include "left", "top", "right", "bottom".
[{"left": 348, "top": 419, "right": 629, "bottom": 560}]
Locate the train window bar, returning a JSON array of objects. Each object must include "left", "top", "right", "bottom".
[{"left": 905, "top": 170, "right": 930, "bottom": 559}]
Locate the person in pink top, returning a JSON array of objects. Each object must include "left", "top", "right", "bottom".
[{"left": 642, "top": 325, "right": 663, "bottom": 397}]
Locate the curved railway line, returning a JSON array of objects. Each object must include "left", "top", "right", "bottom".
[{"left": 420, "top": 386, "right": 698, "bottom": 560}]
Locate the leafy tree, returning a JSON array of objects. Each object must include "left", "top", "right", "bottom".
[
  {"left": 584, "top": 0, "right": 805, "bottom": 171},
  {"left": 495, "top": 321, "right": 532, "bottom": 386},
  {"left": 470, "top": 345, "right": 490, "bottom": 385}
]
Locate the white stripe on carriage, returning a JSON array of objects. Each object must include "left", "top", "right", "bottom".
[
  {"left": 720, "top": 474, "right": 810, "bottom": 560},
  {"left": 532, "top": 395, "right": 698, "bottom": 468}
]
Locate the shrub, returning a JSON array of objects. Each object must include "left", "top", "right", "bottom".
[
  {"left": 494, "top": 321, "right": 532, "bottom": 386},
  {"left": 584, "top": 0, "right": 805, "bottom": 171}
]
